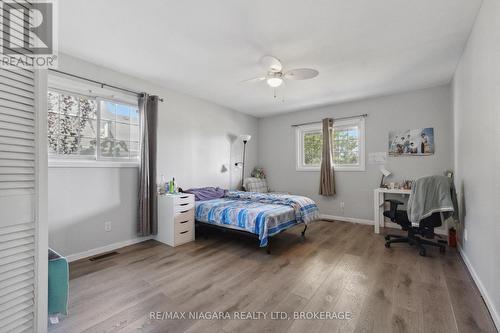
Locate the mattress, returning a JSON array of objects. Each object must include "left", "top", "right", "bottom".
[{"left": 195, "top": 191, "right": 320, "bottom": 246}]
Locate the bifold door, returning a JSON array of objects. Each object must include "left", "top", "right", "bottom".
[{"left": 0, "top": 0, "right": 39, "bottom": 330}]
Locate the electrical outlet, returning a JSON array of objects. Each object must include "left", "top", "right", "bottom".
[
  {"left": 104, "top": 221, "right": 112, "bottom": 232},
  {"left": 340, "top": 201, "right": 345, "bottom": 209},
  {"left": 464, "top": 228, "right": 468, "bottom": 242}
]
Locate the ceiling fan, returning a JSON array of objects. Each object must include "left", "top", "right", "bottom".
[{"left": 243, "top": 55, "right": 319, "bottom": 88}]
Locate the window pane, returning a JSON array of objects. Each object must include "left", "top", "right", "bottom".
[
  {"left": 333, "top": 126, "right": 360, "bottom": 165},
  {"left": 59, "top": 114, "right": 79, "bottom": 138},
  {"left": 101, "top": 101, "right": 116, "bottom": 120},
  {"left": 116, "top": 104, "right": 130, "bottom": 123},
  {"left": 81, "top": 119, "right": 97, "bottom": 137},
  {"left": 114, "top": 141, "right": 130, "bottom": 158},
  {"left": 303, "top": 131, "right": 322, "bottom": 165},
  {"left": 130, "top": 124, "right": 139, "bottom": 142},
  {"left": 116, "top": 122, "right": 130, "bottom": 141},
  {"left": 48, "top": 91, "right": 59, "bottom": 113},
  {"left": 80, "top": 98, "right": 97, "bottom": 119},
  {"left": 100, "top": 139, "right": 129, "bottom": 158},
  {"left": 130, "top": 108, "right": 139, "bottom": 125},
  {"left": 100, "top": 120, "right": 115, "bottom": 139},
  {"left": 47, "top": 112, "right": 59, "bottom": 154},
  {"left": 130, "top": 141, "right": 139, "bottom": 159},
  {"left": 60, "top": 94, "right": 79, "bottom": 116},
  {"left": 58, "top": 136, "right": 79, "bottom": 155},
  {"left": 79, "top": 137, "right": 97, "bottom": 156}
]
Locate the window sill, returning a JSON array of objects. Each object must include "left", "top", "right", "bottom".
[
  {"left": 296, "top": 167, "right": 366, "bottom": 172},
  {"left": 49, "top": 159, "right": 140, "bottom": 168}
]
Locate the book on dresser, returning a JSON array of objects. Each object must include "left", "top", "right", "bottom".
[{"left": 157, "top": 193, "right": 195, "bottom": 247}]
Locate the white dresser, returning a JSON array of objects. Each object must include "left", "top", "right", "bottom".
[{"left": 157, "top": 193, "right": 195, "bottom": 247}]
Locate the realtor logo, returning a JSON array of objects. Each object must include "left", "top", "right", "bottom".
[{"left": 1, "top": 0, "right": 58, "bottom": 68}]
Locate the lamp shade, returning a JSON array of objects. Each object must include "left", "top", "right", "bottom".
[
  {"left": 380, "top": 167, "right": 391, "bottom": 177},
  {"left": 240, "top": 134, "right": 252, "bottom": 142}
]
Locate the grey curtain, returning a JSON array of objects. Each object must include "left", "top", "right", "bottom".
[
  {"left": 319, "top": 118, "right": 336, "bottom": 196},
  {"left": 138, "top": 94, "right": 159, "bottom": 236}
]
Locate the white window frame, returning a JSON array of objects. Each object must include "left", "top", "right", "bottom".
[
  {"left": 47, "top": 88, "right": 140, "bottom": 168},
  {"left": 295, "top": 117, "right": 365, "bottom": 172}
]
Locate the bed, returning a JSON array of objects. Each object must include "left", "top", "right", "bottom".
[{"left": 194, "top": 191, "right": 320, "bottom": 253}]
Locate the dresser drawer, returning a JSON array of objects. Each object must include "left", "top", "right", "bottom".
[
  {"left": 174, "top": 194, "right": 194, "bottom": 205},
  {"left": 174, "top": 209, "right": 194, "bottom": 223},
  {"left": 175, "top": 218, "right": 193, "bottom": 233},
  {"left": 175, "top": 228, "right": 194, "bottom": 245},
  {"left": 174, "top": 201, "right": 194, "bottom": 212}
]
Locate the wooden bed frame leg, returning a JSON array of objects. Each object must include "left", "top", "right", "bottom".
[
  {"left": 266, "top": 241, "right": 271, "bottom": 255},
  {"left": 301, "top": 225, "right": 308, "bottom": 238}
]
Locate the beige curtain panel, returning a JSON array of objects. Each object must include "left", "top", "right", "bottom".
[{"left": 319, "top": 118, "right": 336, "bottom": 196}]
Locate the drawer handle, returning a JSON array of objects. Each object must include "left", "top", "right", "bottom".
[
  {"left": 180, "top": 210, "right": 189, "bottom": 213},
  {"left": 180, "top": 203, "right": 189, "bottom": 206},
  {"left": 180, "top": 196, "right": 189, "bottom": 199},
  {"left": 180, "top": 230, "right": 189, "bottom": 234},
  {"left": 180, "top": 220, "right": 189, "bottom": 224}
]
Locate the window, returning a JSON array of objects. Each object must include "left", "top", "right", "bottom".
[
  {"left": 296, "top": 117, "right": 365, "bottom": 171},
  {"left": 48, "top": 90, "right": 140, "bottom": 163}
]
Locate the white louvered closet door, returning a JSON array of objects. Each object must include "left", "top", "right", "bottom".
[
  {"left": 0, "top": 65, "right": 37, "bottom": 332},
  {"left": 0, "top": 0, "right": 40, "bottom": 328}
]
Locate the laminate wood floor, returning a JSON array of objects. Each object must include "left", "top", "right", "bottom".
[{"left": 50, "top": 221, "right": 497, "bottom": 333}]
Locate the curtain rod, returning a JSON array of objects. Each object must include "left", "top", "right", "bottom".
[
  {"left": 291, "top": 113, "right": 368, "bottom": 127},
  {"left": 48, "top": 69, "right": 164, "bottom": 102}
]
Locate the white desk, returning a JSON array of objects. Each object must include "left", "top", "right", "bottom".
[{"left": 373, "top": 188, "right": 411, "bottom": 234}]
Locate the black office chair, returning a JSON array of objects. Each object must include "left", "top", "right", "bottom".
[{"left": 383, "top": 199, "right": 446, "bottom": 256}]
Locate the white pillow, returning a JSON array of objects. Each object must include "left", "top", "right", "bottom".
[{"left": 243, "top": 177, "right": 268, "bottom": 193}]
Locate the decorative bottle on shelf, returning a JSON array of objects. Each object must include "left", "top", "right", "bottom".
[
  {"left": 169, "top": 178, "right": 175, "bottom": 194},
  {"left": 159, "top": 174, "right": 166, "bottom": 195}
]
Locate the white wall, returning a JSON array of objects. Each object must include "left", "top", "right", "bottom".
[
  {"left": 49, "top": 53, "right": 258, "bottom": 257},
  {"left": 453, "top": 0, "right": 500, "bottom": 327},
  {"left": 258, "top": 85, "right": 453, "bottom": 221}
]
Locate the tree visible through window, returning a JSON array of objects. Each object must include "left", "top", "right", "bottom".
[
  {"left": 296, "top": 118, "right": 365, "bottom": 171},
  {"left": 333, "top": 126, "right": 359, "bottom": 166},
  {"left": 48, "top": 90, "right": 140, "bottom": 161},
  {"left": 303, "top": 131, "right": 322, "bottom": 166}
]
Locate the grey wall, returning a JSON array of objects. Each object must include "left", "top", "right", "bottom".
[
  {"left": 258, "top": 85, "right": 453, "bottom": 221},
  {"left": 49, "top": 54, "right": 258, "bottom": 257},
  {"left": 453, "top": 0, "right": 500, "bottom": 327}
]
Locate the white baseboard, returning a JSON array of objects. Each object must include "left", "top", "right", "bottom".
[
  {"left": 458, "top": 245, "right": 500, "bottom": 331},
  {"left": 66, "top": 236, "right": 154, "bottom": 262},
  {"left": 320, "top": 214, "right": 374, "bottom": 226},
  {"left": 320, "top": 214, "right": 447, "bottom": 236}
]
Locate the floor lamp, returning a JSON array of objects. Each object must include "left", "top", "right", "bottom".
[{"left": 235, "top": 134, "right": 251, "bottom": 189}]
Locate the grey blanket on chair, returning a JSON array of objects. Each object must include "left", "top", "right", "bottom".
[{"left": 407, "top": 175, "right": 458, "bottom": 224}]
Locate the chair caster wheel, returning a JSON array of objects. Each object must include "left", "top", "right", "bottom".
[
  {"left": 439, "top": 246, "right": 446, "bottom": 254},
  {"left": 385, "top": 242, "right": 390, "bottom": 248},
  {"left": 419, "top": 248, "right": 426, "bottom": 257},
  {"left": 384, "top": 235, "right": 390, "bottom": 241}
]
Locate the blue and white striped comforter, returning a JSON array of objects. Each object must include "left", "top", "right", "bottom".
[{"left": 195, "top": 191, "right": 320, "bottom": 247}]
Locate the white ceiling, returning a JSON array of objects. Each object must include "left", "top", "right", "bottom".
[{"left": 58, "top": 0, "right": 482, "bottom": 117}]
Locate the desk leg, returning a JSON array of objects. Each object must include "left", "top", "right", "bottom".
[{"left": 374, "top": 192, "right": 384, "bottom": 234}]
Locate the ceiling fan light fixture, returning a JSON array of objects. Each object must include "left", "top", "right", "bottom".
[{"left": 267, "top": 77, "right": 283, "bottom": 88}]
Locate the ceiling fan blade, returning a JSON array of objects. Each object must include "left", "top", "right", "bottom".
[
  {"left": 260, "top": 55, "right": 282, "bottom": 72},
  {"left": 284, "top": 68, "right": 319, "bottom": 80},
  {"left": 241, "top": 76, "right": 266, "bottom": 83}
]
